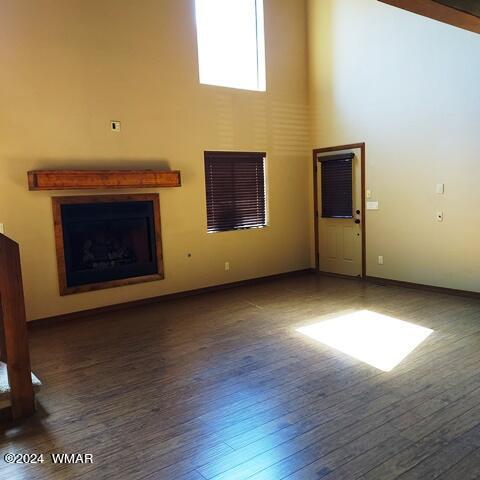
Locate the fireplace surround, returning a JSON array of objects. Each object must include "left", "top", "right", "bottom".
[{"left": 52, "top": 194, "right": 163, "bottom": 295}]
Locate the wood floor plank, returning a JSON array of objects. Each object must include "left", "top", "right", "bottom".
[
  {"left": 362, "top": 404, "right": 480, "bottom": 480},
  {"left": 394, "top": 427, "right": 480, "bottom": 480},
  {"left": 440, "top": 447, "right": 480, "bottom": 479},
  {"left": 2, "top": 273, "right": 480, "bottom": 480}
]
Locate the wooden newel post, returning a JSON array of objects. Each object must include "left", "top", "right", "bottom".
[{"left": 0, "top": 233, "right": 35, "bottom": 419}]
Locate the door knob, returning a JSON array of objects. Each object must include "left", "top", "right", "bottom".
[{"left": 354, "top": 219, "right": 361, "bottom": 224}]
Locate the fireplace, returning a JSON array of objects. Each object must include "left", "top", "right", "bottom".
[{"left": 52, "top": 194, "right": 163, "bottom": 295}]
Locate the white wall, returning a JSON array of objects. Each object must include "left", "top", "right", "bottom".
[{"left": 308, "top": 0, "right": 480, "bottom": 292}]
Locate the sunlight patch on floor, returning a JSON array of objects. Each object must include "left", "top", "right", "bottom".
[{"left": 296, "top": 310, "right": 433, "bottom": 372}]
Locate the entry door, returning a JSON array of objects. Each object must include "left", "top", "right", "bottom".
[{"left": 317, "top": 151, "right": 362, "bottom": 277}]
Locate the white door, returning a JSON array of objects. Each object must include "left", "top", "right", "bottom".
[{"left": 317, "top": 151, "right": 362, "bottom": 277}]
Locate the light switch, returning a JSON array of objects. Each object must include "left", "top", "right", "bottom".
[
  {"left": 436, "top": 183, "right": 445, "bottom": 195},
  {"left": 367, "top": 201, "right": 379, "bottom": 210},
  {"left": 366, "top": 189, "right": 372, "bottom": 199}
]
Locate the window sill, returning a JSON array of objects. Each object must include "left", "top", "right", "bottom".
[
  {"left": 207, "top": 225, "right": 268, "bottom": 234},
  {"left": 200, "top": 81, "right": 266, "bottom": 93}
]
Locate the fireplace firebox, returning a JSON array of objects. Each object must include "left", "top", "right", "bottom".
[{"left": 52, "top": 194, "right": 163, "bottom": 295}]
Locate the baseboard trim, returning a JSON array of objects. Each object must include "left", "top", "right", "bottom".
[
  {"left": 365, "top": 275, "right": 480, "bottom": 300},
  {"left": 28, "top": 268, "right": 316, "bottom": 329},
  {"left": 317, "top": 270, "right": 363, "bottom": 281}
]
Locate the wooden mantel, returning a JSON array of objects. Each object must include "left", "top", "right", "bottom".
[
  {"left": 27, "top": 169, "right": 181, "bottom": 191},
  {"left": 378, "top": 0, "right": 480, "bottom": 34}
]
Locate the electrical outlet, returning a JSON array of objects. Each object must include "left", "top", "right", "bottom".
[
  {"left": 436, "top": 212, "right": 444, "bottom": 222},
  {"left": 111, "top": 120, "right": 121, "bottom": 132},
  {"left": 378, "top": 256, "right": 384, "bottom": 265},
  {"left": 436, "top": 183, "right": 445, "bottom": 195},
  {"left": 225, "top": 262, "right": 230, "bottom": 271}
]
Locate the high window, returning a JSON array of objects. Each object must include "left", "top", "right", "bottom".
[
  {"left": 194, "top": 0, "right": 266, "bottom": 91},
  {"left": 204, "top": 152, "right": 267, "bottom": 233}
]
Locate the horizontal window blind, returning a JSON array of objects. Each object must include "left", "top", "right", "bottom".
[
  {"left": 320, "top": 153, "right": 354, "bottom": 218},
  {"left": 205, "top": 152, "right": 266, "bottom": 233}
]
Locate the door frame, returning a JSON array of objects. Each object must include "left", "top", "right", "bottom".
[{"left": 313, "top": 142, "right": 366, "bottom": 278}]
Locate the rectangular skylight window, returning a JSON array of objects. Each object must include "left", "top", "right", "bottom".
[{"left": 194, "top": 0, "right": 266, "bottom": 91}]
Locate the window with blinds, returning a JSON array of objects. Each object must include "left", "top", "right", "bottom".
[
  {"left": 320, "top": 153, "right": 354, "bottom": 218},
  {"left": 204, "top": 152, "right": 267, "bottom": 233}
]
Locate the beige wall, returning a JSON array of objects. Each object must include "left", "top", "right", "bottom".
[
  {"left": 308, "top": 0, "right": 480, "bottom": 292},
  {"left": 0, "top": 0, "right": 310, "bottom": 320},
  {"left": 4, "top": 0, "right": 478, "bottom": 321}
]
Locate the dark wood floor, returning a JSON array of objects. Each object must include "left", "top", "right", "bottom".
[{"left": 2, "top": 273, "right": 480, "bottom": 479}]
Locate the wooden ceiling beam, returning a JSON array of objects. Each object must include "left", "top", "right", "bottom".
[{"left": 378, "top": 0, "right": 480, "bottom": 34}]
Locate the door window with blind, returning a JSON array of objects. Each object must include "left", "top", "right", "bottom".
[
  {"left": 204, "top": 152, "right": 267, "bottom": 232},
  {"left": 320, "top": 153, "right": 354, "bottom": 218}
]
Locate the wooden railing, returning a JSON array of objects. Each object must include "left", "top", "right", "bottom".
[{"left": 0, "top": 233, "right": 35, "bottom": 419}]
